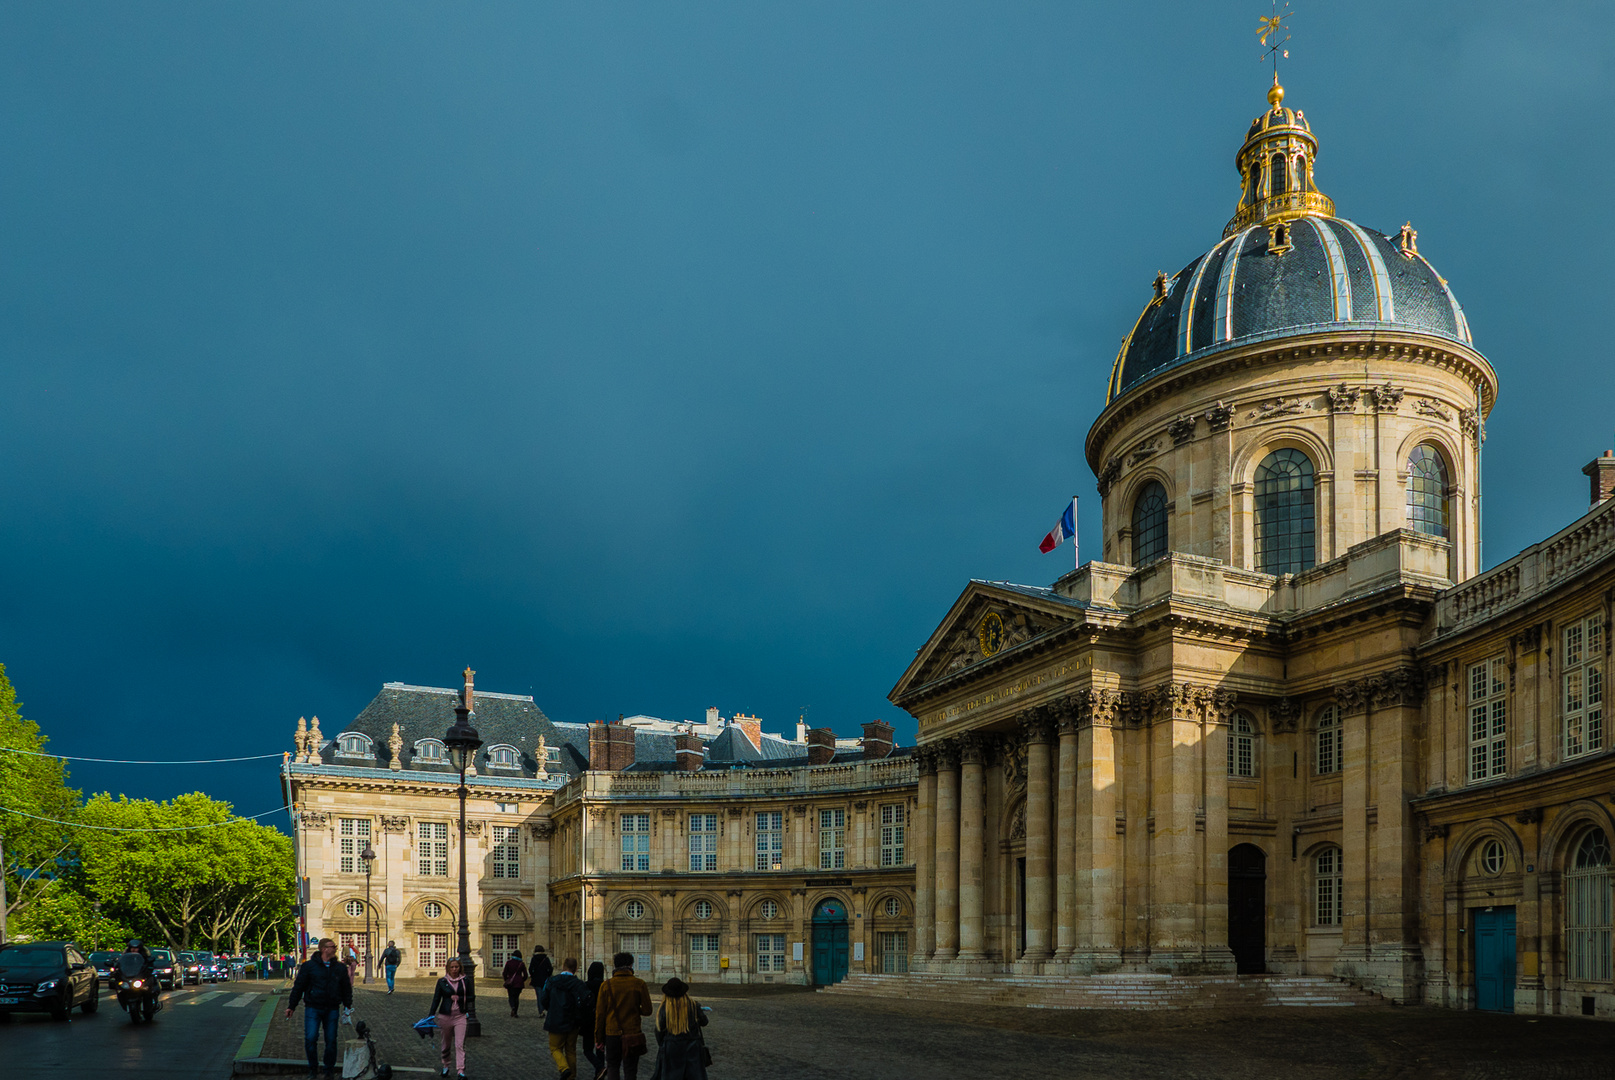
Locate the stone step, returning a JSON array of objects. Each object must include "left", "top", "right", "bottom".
[{"left": 819, "top": 972, "right": 1381, "bottom": 1011}]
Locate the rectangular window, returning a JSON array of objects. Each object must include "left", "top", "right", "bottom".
[
  {"left": 489, "top": 934, "right": 519, "bottom": 969},
  {"left": 689, "top": 813, "right": 718, "bottom": 872},
  {"left": 417, "top": 822, "right": 448, "bottom": 877},
  {"left": 1567, "top": 864, "right": 1613, "bottom": 982},
  {"left": 618, "top": 933, "right": 653, "bottom": 964},
  {"left": 1564, "top": 616, "right": 1605, "bottom": 760},
  {"left": 416, "top": 933, "right": 448, "bottom": 972},
  {"left": 1314, "top": 705, "right": 1341, "bottom": 776},
  {"left": 492, "top": 825, "right": 520, "bottom": 879},
  {"left": 1315, "top": 848, "right": 1342, "bottom": 927},
  {"left": 1468, "top": 658, "right": 1508, "bottom": 782},
  {"left": 755, "top": 811, "right": 783, "bottom": 871},
  {"left": 877, "top": 931, "right": 909, "bottom": 974},
  {"left": 755, "top": 933, "right": 786, "bottom": 973},
  {"left": 819, "top": 808, "right": 846, "bottom": 870},
  {"left": 689, "top": 933, "right": 720, "bottom": 974},
  {"left": 621, "top": 813, "right": 651, "bottom": 872},
  {"left": 339, "top": 818, "right": 372, "bottom": 875},
  {"left": 879, "top": 804, "right": 906, "bottom": 867}
]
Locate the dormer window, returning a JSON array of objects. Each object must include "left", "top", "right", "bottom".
[
  {"left": 487, "top": 744, "right": 520, "bottom": 769},
  {"left": 414, "top": 739, "right": 446, "bottom": 763},
  {"left": 336, "top": 733, "right": 372, "bottom": 758},
  {"left": 543, "top": 745, "right": 561, "bottom": 764}
]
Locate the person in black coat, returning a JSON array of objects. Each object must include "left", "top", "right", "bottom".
[
  {"left": 530, "top": 946, "right": 554, "bottom": 1012},
  {"left": 579, "top": 962, "right": 606, "bottom": 1080},
  {"left": 284, "top": 939, "right": 353, "bottom": 1080},
  {"left": 649, "top": 977, "right": 708, "bottom": 1080}
]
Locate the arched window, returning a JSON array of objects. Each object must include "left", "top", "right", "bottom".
[
  {"left": 1315, "top": 705, "right": 1341, "bottom": 775},
  {"left": 1314, "top": 847, "right": 1342, "bottom": 926},
  {"left": 414, "top": 739, "right": 445, "bottom": 762},
  {"left": 1406, "top": 445, "right": 1449, "bottom": 538},
  {"left": 486, "top": 745, "right": 519, "bottom": 769},
  {"left": 337, "top": 733, "right": 372, "bottom": 757},
  {"left": 1251, "top": 159, "right": 1264, "bottom": 203},
  {"left": 1131, "top": 481, "right": 1169, "bottom": 566},
  {"left": 1228, "top": 712, "right": 1257, "bottom": 778},
  {"left": 1567, "top": 830, "right": 1613, "bottom": 982},
  {"left": 1270, "top": 152, "right": 1288, "bottom": 195},
  {"left": 1254, "top": 448, "right": 1316, "bottom": 575}
]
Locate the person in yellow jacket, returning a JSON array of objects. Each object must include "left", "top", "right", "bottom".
[{"left": 592, "top": 951, "right": 652, "bottom": 1080}]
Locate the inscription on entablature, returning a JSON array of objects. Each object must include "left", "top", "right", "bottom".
[{"left": 918, "top": 661, "right": 1078, "bottom": 731}]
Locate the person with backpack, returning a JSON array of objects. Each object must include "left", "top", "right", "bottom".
[
  {"left": 380, "top": 941, "right": 402, "bottom": 994},
  {"left": 530, "top": 946, "right": 554, "bottom": 1014},
  {"left": 649, "top": 977, "right": 709, "bottom": 1080},
  {"left": 578, "top": 962, "right": 607, "bottom": 1080},
  {"left": 502, "top": 948, "right": 529, "bottom": 1017},
  {"left": 540, "top": 957, "right": 588, "bottom": 1080},
  {"left": 594, "top": 951, "right": 652, "bottom": 1080}
]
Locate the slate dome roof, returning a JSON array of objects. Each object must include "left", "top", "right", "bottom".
[{"left": 1106, "top": 216, "right": 1473, "bottom": 402}]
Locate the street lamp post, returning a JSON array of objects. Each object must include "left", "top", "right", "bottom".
[
  {"left": 360, "top": 842, "right": 376, "bottom": 984},
  {"left": 444, "top": 668, "right": 484, "bottom": 1038}
]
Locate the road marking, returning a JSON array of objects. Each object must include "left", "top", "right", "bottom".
[
  {"left": 184, "top": 990, "right": 227, "bottom": 1005},
  {"left": 224, "top": 993, "right": 262, "bottom": 1008}
]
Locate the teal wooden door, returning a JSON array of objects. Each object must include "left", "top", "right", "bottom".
[
  {"left": 812, "top": 899, "right": 849, "bottom": 986},
  {"left": 1474, "top": 907, "right": 1516, "bottom": 1012}
]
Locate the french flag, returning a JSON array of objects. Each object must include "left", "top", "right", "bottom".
[{"left": 1039, "top": 497, "right": 1078, "bottom": 554}]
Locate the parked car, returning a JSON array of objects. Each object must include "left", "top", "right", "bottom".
[
  {"left": 0, "top": 941, "right": 100, "bottom": 1021},
  {"left": 148, "top": 948, "right": 179, "bottom": 991},
  {"left": 88, "top": 951, "right": 119, "bottom": 987},
  {"left": 213, "top": 956, "right": 231, "bottom": 982},
  {"left": 177, "top": 952, "right": 204, "bottom": 985}
]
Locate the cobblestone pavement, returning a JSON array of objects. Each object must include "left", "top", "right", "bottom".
[{"left": 261, "top": 978, "right": 1613, "bottom": 1080}]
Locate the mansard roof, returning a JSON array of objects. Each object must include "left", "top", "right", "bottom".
[{"left": 327, "top": 682, "right": 568, "bottom": 779}]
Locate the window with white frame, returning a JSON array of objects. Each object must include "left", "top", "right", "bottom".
[
  {"left": 1567, "top": 830, "right": 1613, "bottom": 982},
  {"left": 414, "top": 739, "right": 445, "bottom": 762},
  {"left": 496, "top": 902, "right": 515, "bottom": 920},
  {"left": 339, "top": 818, "right": 372, "bottom": 874},
  {"left": 489, "top": 934, "right": 519, "bottom": 968},
  {"left": 880, "top": 804, "right": 906, "bottom": 867},
  {"left": 625, "top": 899, "right": 646, "bottom": 920},
  {"left": 689, "top": 933, "right": 720, "bottom": 974},
  {"left": 883, "top": 896, "right": 901, "bottom": 917},
  {"left": 1479, "top": 839, "right": 1506, "bottom": 876},
  {"left": 693, "top": 900, "right": 713, "bottom": 920},
  {"left": 418, "top": 822, "right": 448, "bottom": 876},
  {"left": 1314, "top": 847, "right": 1342, "bottom": 927},
  {"left": 417, "top": 933, "right": 448, "bottom": 971},
  {"left": 1564, "top": 615, "right": 1605, "bottom": 759},
  {"left": 486, "top": 745, "right": 519, "bottom": 769},
  {"left": 877, "top": 931, "right": 909, "bottom": 973},
  {"left": 1468, "top": 658, "right": 1508, "bottom": 782},
  {"left": 618, "top": 932, "right": 653, "bottom": 963},
  {"left": 819, "top": 808, "right": 846, "bottom": 870},
  {"left": 337, "top": 733, "right": 372, "bottom": 757},
  {"left": 1314, "top": 704, "right": 1341, "bottom": 775},
  {"left": 755, "top": 933, "right": 786, "bottom": 973},
  {"left": 344, "top": 899, "right": 365, "bottom": 918},
  {"left": 1228, "top": 712, "right": 1257, "bottom": 777},
  {"left": 423, "top": 901, "right": 443, "bottom": 919},
  {"left": 689, "top": 813, "right": 718, "bottom": 872},
  {"left": 756, "top": 811, "right": 783, "bottom": 871},
  {"left": 492, "top": 825, "right": 519, "bottom": 879},
  {"left": 758, "top": 899, "right": 779, "bottom": 920},
  {"left": 621, "top": 813, "right": 650, "bottom": 871}
]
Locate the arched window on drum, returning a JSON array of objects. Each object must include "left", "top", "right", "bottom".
[
  {"left": 1131, "top": 481, "right": 1169, "bottom": 566},
  {"left": 1566, "top": 829, "right": 1613, "bottom": 982},
  {"left": 1254, "top": 448, "right": 1316, "bottom": 575},
  {"left": 1406, "top": 445, "right": 1449, "bottom": 538},
  {"left": 1270, "top": 152, "right": 1288, "bottom": 195}
]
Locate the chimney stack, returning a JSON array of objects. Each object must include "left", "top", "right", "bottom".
[
  {"left": 730, "top": 713, "right": 762, "bottom": 751},
  {"left": 806, "top": 727, "right": 836, "bottom": 766},
  {"left": 705, "top": 706, "right": 721, "bottom": 729},
  {"left": 588, "top": 717, "right": 638, "bottom": 772},
  {"left": 1585, "top": 450, "right": 1615, "bottom": 509},
  {"left": 860, "top": 720, "right": 895, "bottom": 759},
  {"left": 674, "top": 731, "right": 705, "bottom": 771}
]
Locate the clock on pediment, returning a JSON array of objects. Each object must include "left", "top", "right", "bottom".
[{"left": 977, "top": 612, "right": 1005, "bottom": 657}]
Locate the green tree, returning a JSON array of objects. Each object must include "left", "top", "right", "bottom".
[
  {"left": 14, "top": 888, "right": 131, "bottom": 951},
  {"left": 0, "top": 663, "right": 81, "bottom": 932}
]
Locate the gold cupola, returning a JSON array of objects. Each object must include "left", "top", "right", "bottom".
[{"left": 1223, "top": 76, "right": 1333, "bottom": 237}]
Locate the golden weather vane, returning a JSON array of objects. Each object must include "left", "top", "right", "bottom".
[{"left": 1258, "top": 1, "right": 1292, "bottom": 80}]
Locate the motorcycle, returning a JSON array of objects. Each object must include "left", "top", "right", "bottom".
[{"left": 112, "top": 953, "right": 161, "bottom": 1023}]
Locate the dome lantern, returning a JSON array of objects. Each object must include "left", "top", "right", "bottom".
[{"left": 1224, "top": 75, "right": 1334, "bottom": 238}]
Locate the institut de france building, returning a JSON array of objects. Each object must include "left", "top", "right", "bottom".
[{"left": 891, "top": 77, "right": 1615, "bottom": 1018}]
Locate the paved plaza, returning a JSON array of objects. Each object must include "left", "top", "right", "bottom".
[{"left": 250, "top": 977, "right": 1615, "bottom": 1080}]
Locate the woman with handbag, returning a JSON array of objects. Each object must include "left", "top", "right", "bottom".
[
  {"left": 501, "top": 949, "right": 529, "bottom": 1018},
  {"left": 430, "top": 958, "right": 472, "bottom": 1080},
  {"left": 648, "top": 977, "right": 709, "bottom": 1080},
  {"left": 593, "top": 951, "right": 652, "bottom": 1080}
]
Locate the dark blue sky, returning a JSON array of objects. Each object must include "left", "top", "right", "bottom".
[{"left": 2, "top": 3, "right": 1612, "bottom": 819}]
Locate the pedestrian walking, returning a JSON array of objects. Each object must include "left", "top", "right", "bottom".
[
  {"left": 648, "top": 977, "right": 709, "bottom": 1080},
  {"left": 284, "top": 938, "right": 353, "bottom": 1080},
  {"left": 502, "top": 949, "right": 528, "bottom": 1017},
  {"left": 541, "top": 957, "right": 589, "bottom": 1079},
  {"left": 531, "top": 946, "right": 554, "bottom": 1013},
  {"left": 578, "top": 961, "right": 607, "bottom": 1080},
  {"left": 344, "top": 944, "right": 360, "bottom": 981},
  {"left": 430, "top": 957, "right": 473, "bottom": 1080},
  {"left": 593, "top": 951, "right": 652, "bottom": 1080},
  {"left": 381, "top": 941, "right": 402, "bottom": 994}
]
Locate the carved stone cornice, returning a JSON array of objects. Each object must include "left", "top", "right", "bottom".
[{"left": 1334, "top": 666, "right": 1422, "bottom": 711}]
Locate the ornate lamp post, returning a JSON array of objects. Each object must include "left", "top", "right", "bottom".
[
  {"left": 443, "top": 668, "right": 484, "bottom": 1037},
  {"left": 360, "top": 842, "right": 376, "bottom": 984}
]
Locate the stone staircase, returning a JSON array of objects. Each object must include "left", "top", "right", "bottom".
[{"left": 818, "top": 971, "right": 1382, "bottom": 1010}]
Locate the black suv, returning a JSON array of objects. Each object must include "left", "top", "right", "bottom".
[
  {"left": 177, "top": 952, "right": 204, "bottom": 985},
  {"left": 148, "top": 948, "right": 179, "bottom": 991},
  {"left": 0, "top": 942, "right": 100, "bottom": 1020}
]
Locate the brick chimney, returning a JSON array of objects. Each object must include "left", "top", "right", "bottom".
[
  {"left": 674, "top": 731, "right": 705, "bottom": 771},
  {"left": 1585, "top": 450, "right": 1615, "bottom": 509},
  {"left": 806, "top": 727, "right": 836, "bottom": 766},
  {"left": 588, "top": 718, "right": 637, "bottom": 772},
  {"left": 730, "top": 713, "right": 762, "bottom": 752},
  {"left": 860, "top": 720, "right": 895, "bottom": 760}
]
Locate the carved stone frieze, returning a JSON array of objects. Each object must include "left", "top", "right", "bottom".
[
  {"left": 1514, "top": 808, "right": 1543, "bottom": 825},
  {"left": 379, "top": 815, "right": 410, "bottom": 833},
  {"left": 1335, "top": 666, "right": 1422, "bottom": 711},
  {"left": 853, "top": 800, "right": 868, "bottom": 811},
  {"left": 1128, "top": 440, "right": 1160, "bottom": 466},
  {"left": 1460, "top": 406, "right": 1482, "bottom": 443},
  {"left": 1270, "top": 698, "right": 1299, "bottom": 734},
  {"left": 1415, "top": 397, "right": 1452, "bottom": 422},
  {"left": 790, "top": 804, "right": 809, "bottom": 816},
  {"left": 462, "top": 820, "right": 484, "bottom": 837},
  {"left": 1008, "top": 801, "right": 1026, "bottom": 841},
  {"left": 1372, "top": 384, "right": 1405, "bottom": 412},
  {"left": 1167, "top": 415, "right": 1198, "bottom": 445},
  {"left": 925, "top": 607, "right": 1060, "bottom": 683},
  {"left": 298, "top": 810, "right": 331, "bottom": 828},
  {"left": 1204, "top": 401, "right": 1235, "bottom": 431},
  {"left": 1327, "top": 384, "right": 1361, "bottom": 413},
  {"left": 1000, "top": 737, "right": 1027, "bottom": 793},
  {"left": 1333, "top": 679, "right": 1369, "bottom": 713},
  {"left": 1247, "top": 396, "right": 1310, "bottom": 421},
  {"left": 1097, "top": 457, "right": 1123, "bottom": 497}
]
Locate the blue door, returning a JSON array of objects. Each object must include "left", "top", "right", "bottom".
[
  {"left": 811, "top": 898, "right": 850, "bottom": 986},
  {"left": 1474, "top": 907, "right": 1516, "bottom": 1012}
]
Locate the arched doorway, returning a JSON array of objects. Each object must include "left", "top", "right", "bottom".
[
  {"left": 1228, "top": 844, "right": 1267, "bottom": 974},
  {"left": 811, "top": 898, "right": 850, "bottom": 986}
]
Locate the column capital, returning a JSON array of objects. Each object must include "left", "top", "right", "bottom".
[
  {"left": 958, "top": 733, "right": 988, "bottom": 765},
  {"left": 1019, "top": 707, "right": 1056, "bottom": 744},
  {"left": 915, "top": 746, "right": 940, "bottom": 777}
]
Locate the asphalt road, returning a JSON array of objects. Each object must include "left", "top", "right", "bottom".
[{"left": 0, "top": 981, "right": 266, "bottom": 1079}]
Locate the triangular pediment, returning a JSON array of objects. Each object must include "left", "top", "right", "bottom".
[{"left": 890, "top": 581, "right": 1087, "bottom": 704}]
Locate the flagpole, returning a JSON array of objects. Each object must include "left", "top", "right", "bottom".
[{"left": 1072, "top": 496, "right": 1079, "bottom": 571}]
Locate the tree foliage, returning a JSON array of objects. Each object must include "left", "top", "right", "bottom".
[{"left": 0, "top": 663, "right": 82, "bottom": 927}]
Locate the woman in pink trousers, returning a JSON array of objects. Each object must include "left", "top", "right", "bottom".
[{"left": 429, "top": 958, "right": 472, "bottom": 1079}]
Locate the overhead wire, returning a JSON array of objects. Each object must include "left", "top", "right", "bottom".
[
  {"left": 0, "top": 806, "right": 288, "bottom": 833},
  {"left": 0, "top": 747, "right": 284, "bottom": 765}
]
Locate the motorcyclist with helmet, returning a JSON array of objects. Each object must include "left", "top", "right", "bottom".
[{"left": 113, "top": 939, "right": 163, "bottom": 1021}]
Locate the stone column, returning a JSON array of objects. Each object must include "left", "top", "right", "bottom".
[
  {"left": 957, "top": 735, "right": 987, "bottom": 962},
  {"left": 1053, "top": 705, "right": 1079, "bottom": 963},
  {"left": 532, "top": 820, "right": 553, "bottom": 950},
  {"left": 1147, "top": 684, "right": 1205, "bottom": 972},
  {"left": 915, "top": 750, "right": 937, "bottom": 965},
  {"left": 933, "top": 743, "right": 961, "bottom": 961},
  {"left": 1365, "top": 668, "right": 1427, "bottom": 1002},
  {"left": 1020, "top": 712, "right": 1055, "bottom": 964},
  {"left": 1333, "top": 681, "right": 1371, "bottom": 978},
  {"left": 1204, "top": 693, "right": 1235, "bottom": 971},
  {"left": 1075, "top": 689, "right": 1123, "bottom": 971}
]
